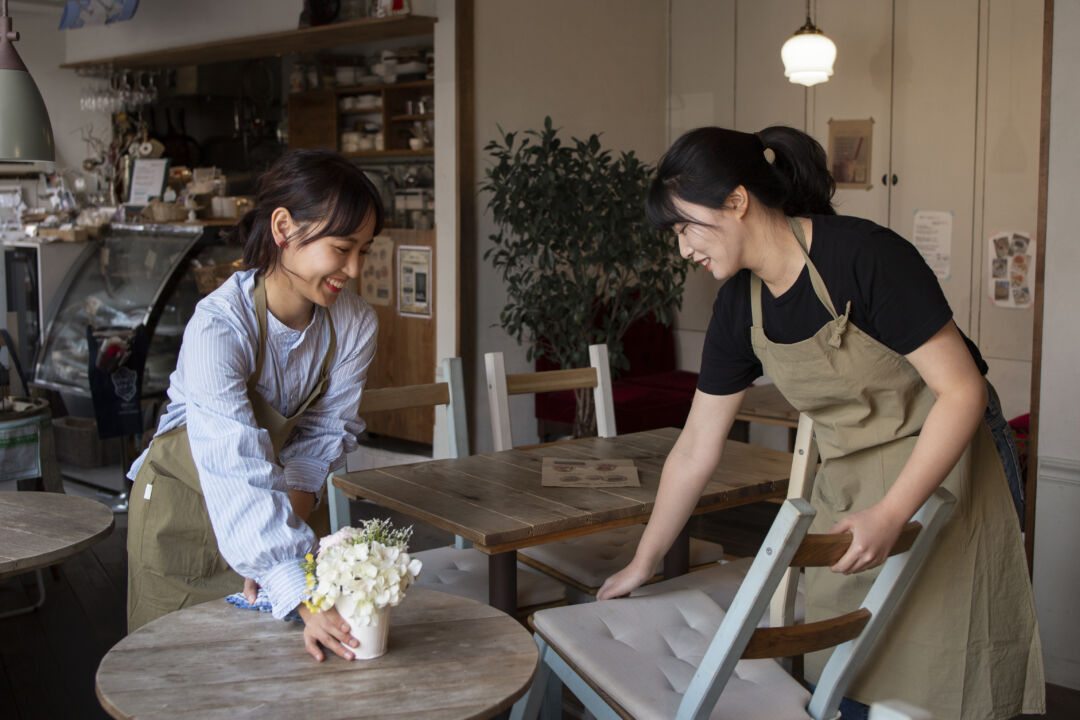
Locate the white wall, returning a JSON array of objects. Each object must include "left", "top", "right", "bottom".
[
  {"left": 467, "top": 0, "right": 668, "bottom": 453},
  {"left": 10, "top": 4, "right": 109, "bottom": 178},
  {"left": 1033, "top": 0, "right": 1080, "bottom": 691}
]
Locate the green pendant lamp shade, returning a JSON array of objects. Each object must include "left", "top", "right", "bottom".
[{"left": 0, "top": 0, "right": 55, "bottom": 163}]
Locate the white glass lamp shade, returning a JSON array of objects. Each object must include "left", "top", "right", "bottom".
[{"left": 781, "top": 30, "right": 837, "bottom": 87}]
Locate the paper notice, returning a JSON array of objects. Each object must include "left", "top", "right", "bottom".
[
  {"left": 541, "top": 457, "right": 640, "bottom": 488},
  {"left": 911, "top": 210, "right": 953, "bottom": 280}
]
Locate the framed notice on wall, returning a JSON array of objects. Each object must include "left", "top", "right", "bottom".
[
  {"left": 397, "top": 245, "right": 432, "bottom": 318},
  {"left": 827, "top": 118, "right": 874, "bottom": 190}
]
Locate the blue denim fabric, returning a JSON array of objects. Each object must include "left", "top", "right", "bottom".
[
  {"left": 984, "top": 379, "right": 1024, "bottom": 527},
  {"left": 805, "top": 683, "right": 870, "bottom": 720}
]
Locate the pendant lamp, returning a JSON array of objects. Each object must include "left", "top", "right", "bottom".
[
  {"left": 0, "top": 0, "right": 56, "bottom": 163},
  {"left": 780, "top": 0, "right": 837, "bottom": 87}
]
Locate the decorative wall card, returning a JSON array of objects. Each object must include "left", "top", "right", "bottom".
[
  {"left": 361, "top": 235, "right": 393, "bottom": 307},
  {"left": 911, "top": 210, "right": 953, "bottom": 280},
  {"left": 828, "top": 118, "right": 874, "bottom": 190},
  {"left": 988, "top": 231, "right": 1035, "bottom": 309},
  {"left": 541, "top": 457, "right": 640, "bottom": 488},
  {"left": 397, "top": 245, "right": 432, "bottom": 318}
]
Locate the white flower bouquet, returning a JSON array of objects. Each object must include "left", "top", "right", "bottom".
[{"left": 301, "top": 519, "right": 422, "bottom": 628}]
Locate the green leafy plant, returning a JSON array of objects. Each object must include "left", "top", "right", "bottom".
[{"left": 482, "top": 117, "right": 687, "bottom": 437}]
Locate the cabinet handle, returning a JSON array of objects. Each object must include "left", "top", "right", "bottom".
[{"left": 880, "top": 173, "right": 899, "bottom": 186}]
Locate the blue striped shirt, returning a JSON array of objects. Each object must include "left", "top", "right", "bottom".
[{"left": 129, "top": 269, "right": 378, "bottom": 619}]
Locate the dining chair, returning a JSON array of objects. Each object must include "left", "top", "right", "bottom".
[
  {"left": 328, "top": 357, "right": 566, "bottom": 614},
  {"left": 484, "top": 345, "right": 726, "bottom": 600},
  {"left": 510, "top": 485, "right": 957, "bottom": 720}
]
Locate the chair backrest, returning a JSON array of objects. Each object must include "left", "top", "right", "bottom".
[
  {"left": 357, "top": 357, "right": 469, "bottom": 459},
  {"left": 484, "top": 344, "right": 616, "bottom": 451},
  {"left": 675, "top": 487, "right": 956, "bottom": 720},
  {"left": 770, "top": 412, "right": 819, "bottom": 629}
]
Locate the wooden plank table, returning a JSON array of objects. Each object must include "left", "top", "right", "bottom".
[
  {"left": 334, "top": 427, "right": 792, "bottom": 614},
  {"left": 95, "top": 589, "right": 538, "bottom": 720},
  {"left": 0, "top": 491, "right": 115, "bottom": 580}
]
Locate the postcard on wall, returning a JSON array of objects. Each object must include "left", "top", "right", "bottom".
[
  {"left": 911, "top": 210, "right": 953, "bottom": 280},
  {"left": 360, "top": 235, "right": 393, "bottom": 307},
  {"left": 541, "top": 457, "right": 641, "bottom": 488},
  {"left": 397, "top": 245, "right": 432, "bottom": 318},
  {"left": 988, "top": 231, "right": 1035, "bottom": 309},
  {"left": 827, "top": 118, "right": 874, "bottom": 190}
]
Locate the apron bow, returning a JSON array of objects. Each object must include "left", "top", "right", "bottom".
[{"left": 828, "top": 301, "right": 852, "bottom": 349}]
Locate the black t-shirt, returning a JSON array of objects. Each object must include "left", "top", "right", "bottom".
[{"left": 697, "top": 214, "right": 988, "bottom": 396}]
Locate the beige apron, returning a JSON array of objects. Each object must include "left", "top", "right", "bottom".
[
  {"left": 748, "top": 218, "right": 1043, "bottom": 719},
  {"left": 127, "top": 275, "right": 335, "bottom": 631}
]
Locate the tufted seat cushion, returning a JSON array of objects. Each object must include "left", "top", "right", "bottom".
[
  {"left": 411, "top": 546, "right": 565, "bottom": 607},
  {"left": 519, "top": 525, "right": 725, "bottom": 591},
  {"left": 531, "top": 589, "right": 812, "bottom": 719},
  {"left": 632, "top": 557, "right": 806, "bottom": 624}
]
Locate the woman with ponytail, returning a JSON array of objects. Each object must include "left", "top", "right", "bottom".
[
  {"left": 127, "top": 149, "right": 383, "bottom": 663},
  {"left": 598, "top": 127, "right": 1043, "bottom": 718}
]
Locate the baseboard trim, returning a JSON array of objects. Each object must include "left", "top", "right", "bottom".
[{"left": 1038, "top": 456, "right": 1080, "bottom": 488}]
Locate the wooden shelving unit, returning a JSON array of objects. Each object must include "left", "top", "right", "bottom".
[
  {"left": 60, "top": 15, "right": 437, "bottom": 70},
  {"left": 290, "top": 78, "right": 434, "bottom": 156}
]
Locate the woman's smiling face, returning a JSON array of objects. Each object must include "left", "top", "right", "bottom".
[
  {"left": 671, "top": 196, "right": 746, "bottom": 281},
  {"left": 278, "top": 209, "right": 377, "bottom": 308}
]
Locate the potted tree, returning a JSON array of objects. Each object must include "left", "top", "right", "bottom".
[{"left": 482, "top": 117, "right": 687, "bottom": 437}]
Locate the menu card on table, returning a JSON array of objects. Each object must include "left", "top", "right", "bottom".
[{"left": 541, "top": 457, "right": 640, "bottom": 488}]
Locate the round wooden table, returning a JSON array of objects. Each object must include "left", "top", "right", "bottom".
[
  {"left": 0, "top": 491, "right": 115, "bottom": 580},
  {"left": 96, "top": 588, "right": 539, "bottom": 720}
]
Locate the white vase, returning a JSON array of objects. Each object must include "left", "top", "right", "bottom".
[{"left": 341, "top": 606, "right": 391, "bottom": 660}]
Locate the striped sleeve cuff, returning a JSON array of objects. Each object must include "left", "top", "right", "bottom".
[
  {"left": 284, "top": 456, "right": 331, "bottom": 495},
  {"left": 261, "top": 558, "right": 309, "bottom": 621}
]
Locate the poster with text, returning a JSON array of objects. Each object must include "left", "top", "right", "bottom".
[
  {"left": 988, "top": 231, "right": 1034, "bottom": 309},
  {"left": 911, "top": 210, "right": 953, "bottom": 280},
  {"left": 828, "top": 118, "right": 874, "bottom": 190},
  {"left": 360, "top": 235, "right": 393, "bottom": 307},
  {"left": 397, "top": 245, "right": 432, "bottom": 318}
]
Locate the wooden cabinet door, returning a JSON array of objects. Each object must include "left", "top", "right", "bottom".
[
  {"left": 287, "top": 90, "right": 338, "bottom": 151},
  {"left": 889, "top": 0, "right": 981, "bottom": 334},
  {"left": 811, "top": 0, "right": 893, "bottom": 227}
]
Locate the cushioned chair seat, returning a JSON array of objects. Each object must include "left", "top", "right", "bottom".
[
  {"left": 632, "top": 556, "right": 806, "bottom": 624},
  {"left": 531, "top": 589, "right": 812, "bottom": 719},
  {"left": 411, "top": 546, "right": 565, "bottom": 608},
  {"left": 518, "top": 525, "right": 725, "bottom": 591}
]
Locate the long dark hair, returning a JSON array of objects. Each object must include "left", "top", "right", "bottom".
[
  {"left": 646, "top": 126, "right": 835, "bottom": 231},
  {"left": 235, "top": 149, "right": 385, "bottom": 273}
]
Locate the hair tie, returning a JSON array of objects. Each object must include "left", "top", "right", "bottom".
[{"left": 754, "top": 131, "right": 776, "bottom": 164}]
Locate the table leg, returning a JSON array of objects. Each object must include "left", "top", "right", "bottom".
[
  {"left": 489, "top": 551, "right": 517, "bottom": 615},
  {"left": 663, "top": 524, "right": 691, "bottom": 578}
]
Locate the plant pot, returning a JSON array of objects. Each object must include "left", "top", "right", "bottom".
[{"left": 340, "top": 605, "right": 391, "bottom": 660}]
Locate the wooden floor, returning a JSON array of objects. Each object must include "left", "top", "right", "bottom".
[{"left": 0, "top": 484, "right": 1073, "bottom": 719}]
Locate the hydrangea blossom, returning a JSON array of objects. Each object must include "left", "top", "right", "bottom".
[{"left": 301, "top": 519, "right": 422, "bottom": 626}]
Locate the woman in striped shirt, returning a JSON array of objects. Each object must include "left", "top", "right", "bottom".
[{"left": 127, "top": 149, "right": 382, "bottom": 662}]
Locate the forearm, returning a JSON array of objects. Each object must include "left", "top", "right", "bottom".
[
  {"left": 289, "top": 489, "right": 317, "bottom": 521},
  {"left": 630, "top": 437, "right": 723, "bottom": 571},
  {"left": 878, "top": 376, "right": 986, "bottom": 523}
]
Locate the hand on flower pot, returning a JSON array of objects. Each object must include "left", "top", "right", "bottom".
[{"left": 297, "top": 603, "right": 359, "bottom": 662}]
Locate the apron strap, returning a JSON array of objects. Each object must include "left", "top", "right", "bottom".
[
  {"left": 250, "top": 274, "right": 269, "bottom": 393},
  {"left": 750, "top": 217, "right": 845, "bottom": 328}
]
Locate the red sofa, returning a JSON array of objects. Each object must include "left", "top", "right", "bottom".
[{"left": 534, "top": 315, "right": 699, "bottom": 435}]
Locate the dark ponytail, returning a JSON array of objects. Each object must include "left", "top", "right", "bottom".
[
  {"left": 234, "top": 149, "right": 385, "bottom": 274},
  {"left": 646, "top": 125, "right": 835, "bottom": 231}
]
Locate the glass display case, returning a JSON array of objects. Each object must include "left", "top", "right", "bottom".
[{"left": 33, "top": 223, "right": 242, "bottom": 416}]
